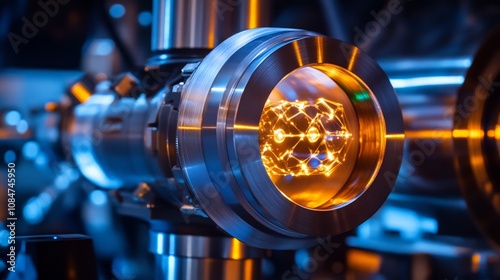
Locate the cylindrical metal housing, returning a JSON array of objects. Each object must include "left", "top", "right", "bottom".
[
  {"left": 152, "top": 0, "right": 270, "bottom": 51},
  {"left": 150, "top": 232, "right": 264, "bottom": 280},
  {"left": 69, "top": 92, "right": 165, "bottom": 188},
  {"left": 177, "top": 28, "right": 404, "bottom": 249}
]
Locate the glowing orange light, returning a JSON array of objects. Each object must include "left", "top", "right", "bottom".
[
  {"left": 471, "top": 253, "right": 481, "bottom": 273},
  {"left": 71, "top": 83, "right": 91, "bottom": 103},
  {"left": 259, "top": 98, "right": 352, "bottom": 177},
  {"left": 347, "top": 249, "right": 382, "bottom": 273},
  {"left": 45, "top": 102, "right": 58, "bottom": 112}
]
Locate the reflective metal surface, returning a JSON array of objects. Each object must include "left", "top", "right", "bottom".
[
  {"left": 453, "top": 27, "right": 500, "bottom": 249},
  {"left": 149, "top": 232, "right": 265, "bottom": 259},
  {"left": 150, "top": 232, "right": 264, "bottom": 280},
  {"left": 177, "top": 28, "right": 404, "bottom": 249},
  {"left": 155, "top": 256, "right": 261, "bottom": 280},
  {"left": 381, "top": 58, "right": 471, "bottom": 196},
  {"left": 69, "top": 90, "right": 165, "bottom": 189},
  {"left": 152, "top": 0, "right": 269, "bottom": 51},
  {"left": 346, "top": 54, "right": 499, "bottom": 279}
]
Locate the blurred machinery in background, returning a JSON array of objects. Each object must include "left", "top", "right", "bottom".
[{"left": 0, "top": 0, "right": 499, "bottom": 279}]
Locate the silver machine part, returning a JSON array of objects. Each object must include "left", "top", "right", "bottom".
[
  {"left": 177, "top": 27, "right": 403, "bottom": 248},
  {"left": 69, "top": 91, "right": 166, "bottom": 188},
  {"left": 150, "top": 232, "right": 265, "bottom": 280},
  {"left": 70, "top": 27, "right": 404, "bottom": 248},
  {"left": 382, "top": 58, "right": 471, "bottom": 196},
  {"left": 68, "top": 0, "right": 405, "bottom": 279},
  {"left": 151, "top": 0, "right": 270, "bottom": 50}
]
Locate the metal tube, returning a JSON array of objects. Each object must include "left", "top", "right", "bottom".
[
  {"left": 379, "top": 58, "right": 472, "bottom": 196},
  {"left": 151, "top": 0, "right": 270, "bottom": 51},
  {"left": 150, "top": 232, "right": 264, "bottom": 280}
]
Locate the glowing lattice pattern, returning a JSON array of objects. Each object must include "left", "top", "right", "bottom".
[{"left": 259, "top": 98, "right": 352, "bottom": 176}]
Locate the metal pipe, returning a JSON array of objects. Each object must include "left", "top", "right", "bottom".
[
  {"left": 151, "top": 0, "right": 270, "bottom": 51},
  {"left": 376, "top": 53, "right": 500, "bottom": 247},
  {"left": 150, "top": 232, "right": 264, "bottom": 280},
  {"left": 379, "top": 58, "right": 472, "bottom": 196}
]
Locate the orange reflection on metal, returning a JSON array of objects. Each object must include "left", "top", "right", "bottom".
[
  {"left": 229, "top": 238, "right": 243, "bottom": 259},
  {"left": 347, "top": 47, "right": 360, "bottom": 71},
  {"left": 234, "top": 124, "right": 259, "bottom": 131},
  {"left": 242, "top": 259, "right": 255, "bottom": 280},
  {"left": 328, "top": 196, "right": 357, "bottom": 205},
  {"left": 71, "top": 83, "right": 91, "bottom": 103},
  {"left": 292, "top": 41, "right": 304, "bottom": 67},
  {"left": 347, "top": 249, "right": 381, "bottom": 273},
  {"left": 453, "top": 129, "right": 485, "bottom": 139},
  {"left": 405, "top": 130, "right": 451, "bottom": 140},
  {"left": 385, "top": 133, "right": 405, "bottom": 140},
  {"left": 315, "top": 37, "right": 324, "bottom": 63},
  {"left": 487, "top": 125, "right": 500, "bottom": 139},
  {"left": 178, "top": 126, "right": 200, "bottom": 131},
  {"left": 471, "top": 253, "right": 481, "bottom": 273},
  {"left": 207, "top": 1, "right": 216, "bottom": 48},
  {"left": 222, "top": 259, "right": 259, "bottom": 280},
  {"left": 248, "top": 0, "right": 259, "bottom": 28}
]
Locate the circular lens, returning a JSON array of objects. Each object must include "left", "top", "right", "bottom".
[
  {"left": 258, "top": 66, "right": 359, "bottom": 208},
  {"left": 453, "top": 27, "right": 500, "bottom": 250}
]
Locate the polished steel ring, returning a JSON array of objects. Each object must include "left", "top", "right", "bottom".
[
  {"left": 177, "top": 28, "right": 404, "bottom": 249},
  {"left": 453, "top": 27, "right": 500, "bottom": 249}
]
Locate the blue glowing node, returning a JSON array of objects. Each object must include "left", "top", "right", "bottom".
[
  {"left": 308, "top": 158, "right": 321, "bottom": 168},
  {"left": 0, "top": 229, "right": 10, "bottom": 247},
  {"left": 24, "top": 198, "right": 44, "bottom": 224},
  {"left": 90, "top": 190, "right": 108, "bottom": 206},
  {"left": 22, "top": 141, "right": 40, "bottom": 159},
  {"left": 4, "top": 111, "right": 21, "bottom": 126},
  {"left": 16, "top": 120, "right": 28, "bottom": 134},
  {"left": 138, "top": 11, "right": 152, "bottom": 26},
  {"left": 109, "top": 4, "right": 126, "bottom": 18},
  {"left": 4, "top": 150, "right": 16, "bottom": 164}
]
